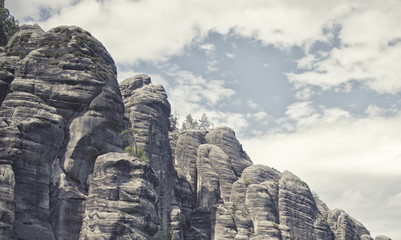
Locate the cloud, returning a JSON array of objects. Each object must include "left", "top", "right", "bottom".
[
  {"left": 12, "top": 0, "right": 342, "bottom": 64},
  {"left": 241, "top": 107, "right": 401, "bottom": 238},
  {"left": 199, "top": 43, "right": 215, "bottom": 55},
  {"left": 288, "top": 0, "right": 401, "bottom": 94},
  {"left": 247, "top": 99, "right": 259, "bottom": 109},
  {"left": 226, "top": 53, "right": 235, "bottom": 58},
  {"left": 10, "top": 0, "right": 401, "bottom": 96},
  {"left": 388, "top": 192, "right": 401, "bottom": 207},
  {"left": 7, "top": 0, "right": 78, "bottom": 21}
]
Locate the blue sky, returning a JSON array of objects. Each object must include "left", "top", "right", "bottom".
[{"left": 7, "top": 0, "right": 401, "bottom": 238}]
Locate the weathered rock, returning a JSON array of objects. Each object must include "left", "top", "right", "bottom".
[
  {"left": 0, "top": 25, "right": 124, "bottom": 240},
  {"left": 0, "top": 24, "right": 388, "bottom": 240},
  {"left": 197, "top": 144, "right": 237, "bottom": 205},
  {"left": 79, "top": 152, "right": 159, "bottom": 239},
  {"left": 205, "top": 127, "right": 252, "bottom": 177},
  {"left": 327, "top": 208, "right": 374, "bottom": 240},
  {"left": 175, "top": 131, "right": 207, "bottom": 193},
  {"left": 120, "top": 74, "right": 176, "bottom": 232},
  {"left": 278, "top": 171, "right": 321, "bottom": 239},
  {"left": 375, "top": 235, "right": 392, "bottom": 240}
]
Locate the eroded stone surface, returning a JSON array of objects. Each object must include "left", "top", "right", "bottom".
[
  {"left": 0, "top": 25, "right": 124, "bottom": 240},
  {"left": 120, "top": 74, "right": 176, "bottom": 233},
  {"left": 79, "top": 152, "right": 159, "bottom": 239}
]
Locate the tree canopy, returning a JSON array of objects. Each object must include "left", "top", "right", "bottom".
[
  {"left": 180, "top": 113, "right": 214, "bottom": 131},
  {"left": 0, "top": 0, "right": 19, "bottom": 46}
]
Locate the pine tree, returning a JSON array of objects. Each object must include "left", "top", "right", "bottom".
[
  {"left": 169, "top": 113, "right": 178, "bottom": 131},
  {"left": 198, "top": 113, "right": 213, "bottom": 130},
  {"left": 182, "top": 114, "right": 198, "bottom": 130},
  {"left": 0, "top": 0, "right": 19, "bottom": 46}
]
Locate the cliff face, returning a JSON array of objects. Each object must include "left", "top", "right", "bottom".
[
  {"left": 0, "top": 25, "right": 157, "bottom": 240},
  {"left": 0, "top": 25, "right": 391, "bottom": 240}
]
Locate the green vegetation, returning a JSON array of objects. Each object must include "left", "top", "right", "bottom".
[
  {"left": 41, "top": 50, "right": 64, "bottom": 59},
  {"left": 180, "top": 113, "right": 214, "bottom": 131},
  {"left": 121, "top": 127, "right": 149, "bottom": 163},
  {"left": 181, "top": 114, "right": 198, "bottom": 130},
  {"left": 231, "top": 205, "right": 239, "bottom": 215},
  {"left": 154, "top": 227, "right": 172, "bottom": 240},
  {"left": 124, "top": 146, "right": 148, "bottom": 163},
  {"left": 5, "top": 50, "right": 22, "bottom": 57},
  {"left": 0, "top": 1, "right": 19, "bottom": 46},
  {"left": 169, "top": 113, "right": 178, "bottom": 131},
  {"left": 243, "top": 178, "right": 251, "bottom": 186},
  {"left": 198, "top": 113, "right": 213, "bottom": 130}
]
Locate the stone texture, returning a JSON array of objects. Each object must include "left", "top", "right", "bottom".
[
  {"left": 327, "top": 208, "right": 375, "bottom": 240},
  {"left": 79, "top": 152, "right": 159, "bottom": 240},
  {"left": 0, "top": 24, "right": 388, "bottom": 240},
  {"left": 375, "top": 236, "right": 392, "bottom": 240},
  {"left": 205, "top": 127, "right": 252, "bottom": 177},
  {"left": 120, "top": 74, "right": 176, "bottom": 233},
  {"left": 0, "top": 25, "right": 124, "bottom": 240}
]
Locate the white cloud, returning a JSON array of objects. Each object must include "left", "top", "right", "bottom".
[
  {"left": 7, "top": 0, "right": 77, "bottom": 20},
  {"left": 199, "top": 43, "right": 215, "bottom": 55},
  {"left": 13, "top": 0, "right": 344, "bottom": 64},
  {"left": 226, "top": 53, "right": 235, "bottom": 58},
  {"left": 247, "top": 99, "right": 259, "bottom": 109},
  {"left": 242, "top": 109, "right": 401, "bottom": 178},
  {"left": 340, "top": 190, "right": 367, "bottom": 205},
  {"left": 285, "top": 101, "right": 316, "bottom": 120},
  {"left": 388, "top": 192, "right": 401, "bottom": 207},
  {"left": 11, "top": 0, "right": 401, "bottom": 95},
  {"left": 247, "top": 111, "right": 269, "bottom": 122},
  {"left": 294, "top": 86, "right": 314, "bottom": 100},
  {"left": 288, "top": 0, "right": 401, "bottom": 94}
]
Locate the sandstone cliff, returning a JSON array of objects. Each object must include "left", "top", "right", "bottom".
[
  {"left": 0, "top": 25, "right": 391, "bottom": 240},
  {"left": 0, "top": 25, "right": 158, "bottom": 240}
]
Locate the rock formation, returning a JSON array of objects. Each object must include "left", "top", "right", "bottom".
[
  {"left": 79, "top": 152, "right": 159, "bottom": 239},
  {"left": 0, "top": 25, "right": 391, "bottom": 240}
]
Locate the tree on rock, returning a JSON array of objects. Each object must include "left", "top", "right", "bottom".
[
  {"left": 198, "top": 113, "right": 213, "bottom": 130},
  {"left": 0, "top": 0, "right": 19, "bottom": 46},
  {"left": 120, "top": 127, "right": 148, "bottom": 163},
  {"left": 181, "top": 114, "right": 198, "bottom": 130}
]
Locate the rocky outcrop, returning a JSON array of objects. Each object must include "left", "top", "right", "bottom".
[
  {"left": 0, "top": 25, "right": 125, "bottom": 239},
  {"left": 375, "top": 236, "right": 392, "bottom": 240},
  {"left": 79, "top": 152, "right": 159, "bottom": 239},
  {"left": 0, "top": 25, "right": 389, "bottom": 240},
  {"left": 120, "top": 75, "right": 177, "bottom": 234}
]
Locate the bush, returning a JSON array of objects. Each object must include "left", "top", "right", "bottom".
[
  {"left": 124, "top": 146, "right": 149, "bottom": 163},
  {"left": 0, "top": 4, "right": 19, "bottom": 46},
  {"left": 243, "top": 178, "right": 251, "bottom": 186},
  {"left": 155, "top": 227, "right": 172, "bottom": 240}
]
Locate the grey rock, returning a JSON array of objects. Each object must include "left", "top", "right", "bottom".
[
  {"left": 79, "top": 152, "right": 159, "bottom": 239},
  {"left": 212, "top": 203, "right": 237, "bottom": 240},
  {"left": 375, "top": 235, "right": 392, "bottom": 240},
  {"left": 175, "top": 130, "right": 207, "bottom": 194},
  {"left": 0, "top": 24, "right": 387, "bottom": 240},
  {"left": 197, "top": 144, "right": 237, "bottom": 204},
  {"left": 278, "top": 171, "right": 320, "bottom": 239},
  {"left": 0, "top": 25, "right": 124, "bottom": 239},
  {"left": 120, "top": 74, "right": 176, "bottom": 232},
  {"left": 327, "top": 208, "right": 372, "bottom": 240},
  {"left": 205, "top": 127, "right": 252, "bottom": 177}
]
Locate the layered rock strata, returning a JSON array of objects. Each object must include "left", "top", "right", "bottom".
[
  {"left": 120, "top": 75, "right": 177, "bottom": 234},
  {"left": 0, "top": 25, "right": 125, "bottom": 239},
  {"left": 0, "top": 24, "right": 391, "bottom": 240},
  {"left": 79, "top": 152, "right": 159, "bottom": 239}
]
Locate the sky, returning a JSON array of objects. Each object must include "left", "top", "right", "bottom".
[{"left": 6, "top": 0, "right": 401, "bottom": 238}]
